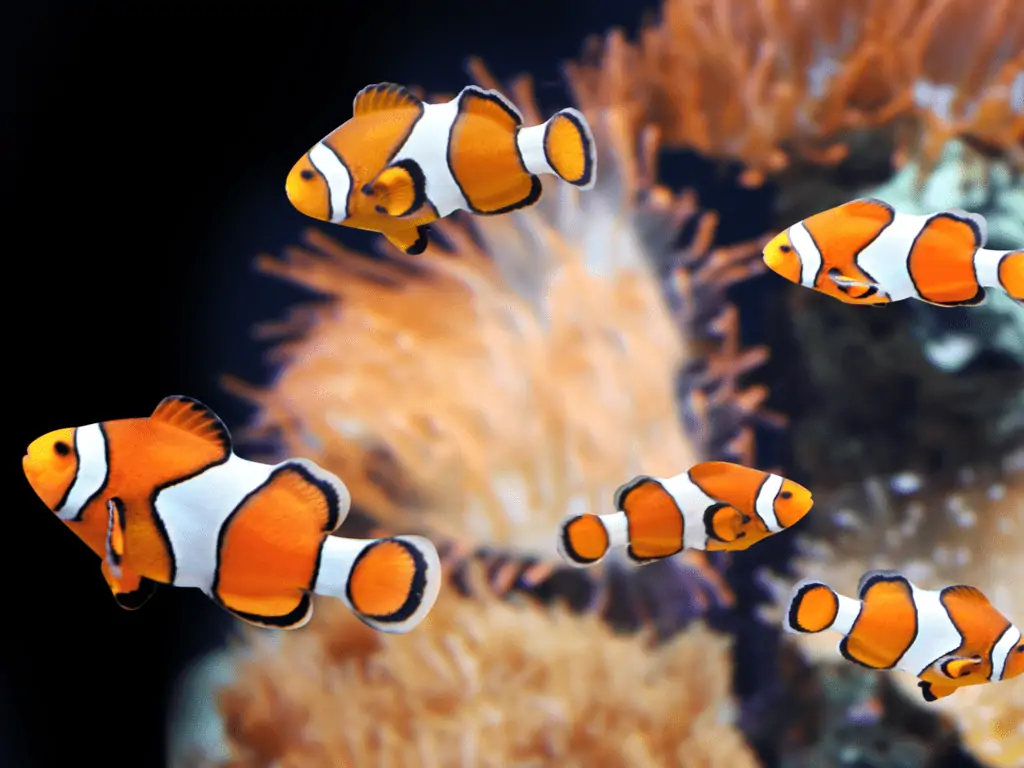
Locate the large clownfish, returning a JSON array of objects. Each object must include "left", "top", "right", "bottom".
[
  {"left": 22, "top": 395, "right": 442, "bottom": 633},
  {"left": 784, "top": 570, "right": 1024, "bottom": 701},
  {"left": 555, "top": 461, "right": 814, "bottom": 567},
  {"left": 285, "top": 82, "right": 596, "bottom": 255},
  {"left": 762, "top": 198, "right": 1023, "bottom": 307}
]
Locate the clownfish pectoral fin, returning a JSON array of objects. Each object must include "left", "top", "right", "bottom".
[
  {"left": 381, "top": 223, "right": 430, "bottom": 256},
  {"left": 100, "top": 559, "right": 160, "bottom": 610},
  {"left": 352, "top": 82, "right": 423, "bottom": 117},
  {"left": 918, "top": 680, "right": 957, "bottom": 702},
  {"left": 938, "top": 655, "right": 984, "bottom": 679},
  {"left": 703, "top": 503, "right": 748, "bottom": 545},
  {"left": 828, "top": 270, "right": 887, "bottom": 301},
  {"left": 365, "top": 160, "right": 427, "bottom": 218},
  {"left": 150, "top": 395, "right": 232, "bottom": 456},
  {"left": 104, "top": 497, "right": 127, "bottom": 579}
]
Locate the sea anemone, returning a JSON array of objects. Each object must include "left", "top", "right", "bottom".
[{"left": 216, "top": 573, "right": 758, "bottom": 768}]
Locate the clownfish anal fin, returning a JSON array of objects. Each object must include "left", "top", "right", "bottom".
[
  {"left": 151, "top": 395, "right": 232, "bottom": 456},
  {"left": 100, "top": 560, "right": 159, "bottom": 611},
  {"left": 104, "top": 497, "right": 127, "bottom": 578},
  {"left": 918, "top": 680, "right": 957, "bottom": 702},
  {"left": 217, "top": 594, "right": 314, "bottom": 630},
  {"left": 352, "top": 83, "right": 423, "bottom": 117},
  {"left": 456, "top": 85, "right": 524, "bottom": 128},
  {"left": 381, "top": 224, "right": 430, "bottom": 256},
  {"left": 938, "top": 655, "right": 983, "bottom": 679},
  {"left": 367, "top": 160, "right": 427, "bottom": 218},
  {"left": 921, "top": 287, "right": 988, "bottom": 307}
]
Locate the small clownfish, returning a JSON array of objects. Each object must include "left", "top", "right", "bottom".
[
  {"left": 555, "top": 461, "right": 813, "bottom": 567},
  {"left": 22, "top": 395, "right": 442, "bottom": 633},
  {"left": 285, "top": 82, "right": 596, "bottom": 255},
  {"left": 784, "top": 570, "right": 1024, "bottom": 702},
  {"left": 762, "top": 198, "right": 1023, "bottom": 307}
]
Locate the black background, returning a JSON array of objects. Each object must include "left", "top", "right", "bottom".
[{"left": 6, "top": 2, "right": 654, "bottom": 765}]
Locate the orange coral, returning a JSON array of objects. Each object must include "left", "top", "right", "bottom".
[
  {"left": 217, "top": 575, "right": 759, "bottom": 768},
  {"left": 563, "top": 0, "right": 1024, "bottom": 186}
]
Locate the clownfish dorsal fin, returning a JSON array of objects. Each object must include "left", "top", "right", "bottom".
[
  {"left": 940, "top": 583, "right": 993, "bottom": 610},
  {"left": 836, "top": 197, "right": 896, "bottom": 224},
  {"left": 352, "top": 83, "right": 423, "bottom": 117},
  {"left": 456, "top": 85, "right": 524, "bottom": 128},
  {"left": 150, "top": 395, "right": 232, "bottom": 455},
  {"left": 944, "top": 207, "right": 988, "bottom": 247}
]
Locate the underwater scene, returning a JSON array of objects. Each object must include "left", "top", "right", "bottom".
[{"left": 11, "top": 1, "right": 1024, "bottom": 766}]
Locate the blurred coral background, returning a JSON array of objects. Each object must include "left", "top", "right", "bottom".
[{"left": 9, "top": 1, "right": 1023, "bottom": 767}]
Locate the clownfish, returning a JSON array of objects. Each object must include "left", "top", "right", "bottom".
[
  {"left": 555, "top": 461, "right": 814, "bottom": 567},
  {"left": 285, "top": 82, "right": 596, "bottom": 255},
  {"left": 21, "top": 395, "right": 442, "bottom": 633},
  {"left": 762, "top": 198, "right": 1023, "bottom": 307},
  {"left": 784, "top": 570, "right": 1024, "bottom": 702}
]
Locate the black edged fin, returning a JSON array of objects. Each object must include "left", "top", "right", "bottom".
[
  {"left": 945, "top": 207, "right": 988, "bottom": 246},
  {"left": 856, "top": 569, "right": 908, "bottom": 600},
  {"left": 105, "top": 497, "right": 127, "bottom": 576},
  {"left": 612, "top": 475, "right": 658, "bottom": 511},
  {"left": 270, "top": 457, "right": 351, "bottom": 533},
  {"left": 922, "top": 286, "right": 987, "bottom": 307},
  {"left": 151, "top": 395, "right": 232, "bottom": 455},
  {"left": 113, "top": 576, "right": 160, "bottom": 610},
  {"left": 366, "top": 159, "right": 427, "bottom": 218},
  {"left": 456, "top": 84, "right": 523, "bottom": 127},
  {"left": 219, "top": 594, "right": 315, "bottom": 630},
  {"left": 353, "top": 83, "right": 423, "bottom": 116},
  {"left": 918, "top": 681, "right": 937, "bottom": 702},
  {"left": 939, "top": 583, "right": 992, "bottom": 607}
]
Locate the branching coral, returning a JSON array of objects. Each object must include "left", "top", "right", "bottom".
[
  {"left": 764, "top": 456, "right": 1024, "bottom": 767},
  {"left": 216, "top": 577, "right": 759, "bottom": 768},
  {"left": 565, "top": 0, "right": 1024, "bottom": 192},
  {"left": 227, "top": 64, "right": 779, "bottom": 637}
]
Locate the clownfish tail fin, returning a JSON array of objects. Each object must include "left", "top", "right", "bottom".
[
  {"left": 312, "top": 535, "right": 441, "bottom": 634},
  {"left": 784, "top": 578, "right": 859, "bottom": 635},
  {"left": 516, "top": 109, "right": 597, "bottom": 190},
  {"left": 556, "top": 512, "right": 620, "bottom": 567}
]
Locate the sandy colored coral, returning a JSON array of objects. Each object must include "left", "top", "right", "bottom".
[
  {"left": 564, "top": 0, "right": 1024, "bottom": 188},
  {"left": 763, "top": 455, "right": 1024, "bottom": 767},
  {"left": 217, "top": 579, "right": 759, "bottom": 768},
  {"left": 227, "top": 66, "right": 775, "bottom": 622}
]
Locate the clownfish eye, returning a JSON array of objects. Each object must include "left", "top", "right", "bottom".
[
  {"left": 780, "top": 490, "right": 792, "bottom": 499},
  {"left": 300, "top": 169, "right": 315, "bottom": 181},
  {"left": 53, "top": 441, "right": 70, "bottom": 457},
  {"left": 779, "top": 245, "right": 792, "bottom": 253}
]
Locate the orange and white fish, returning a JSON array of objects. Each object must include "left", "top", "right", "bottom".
[
  {"left": 762, "top": 198, "right": 1023, "bottom": 307},
  {"left": 22, "top": 395, "right": 442, "bottom": 633},
  {"left": 784, "top": 570, "right": 1024, "bottom": 701},
  {"left": 556, "top": 461, "right": 813, "bottom": 567},
  {"left": 285, "top": 82, "right": 596, "bottom": 255}
]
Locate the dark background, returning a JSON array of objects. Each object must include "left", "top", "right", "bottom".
[{"left": 5, "top": 2, "right": 656, "bottom": 766}]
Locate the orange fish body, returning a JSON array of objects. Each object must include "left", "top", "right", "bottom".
[
  {"left": 285, "top": 83, "right": 596, "bottom": 255},
  {"left": 784, "top": 570, "right": 1024, "bottom": 701},
  {"left": 763, "top": 198, "right": 1023, "bottom": 307},
  {"left": 556, "top": 461, "right": 813, "bottom": 567},
  {"left": 22, "top": 395, "right": 441, "bottom": 633}
]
